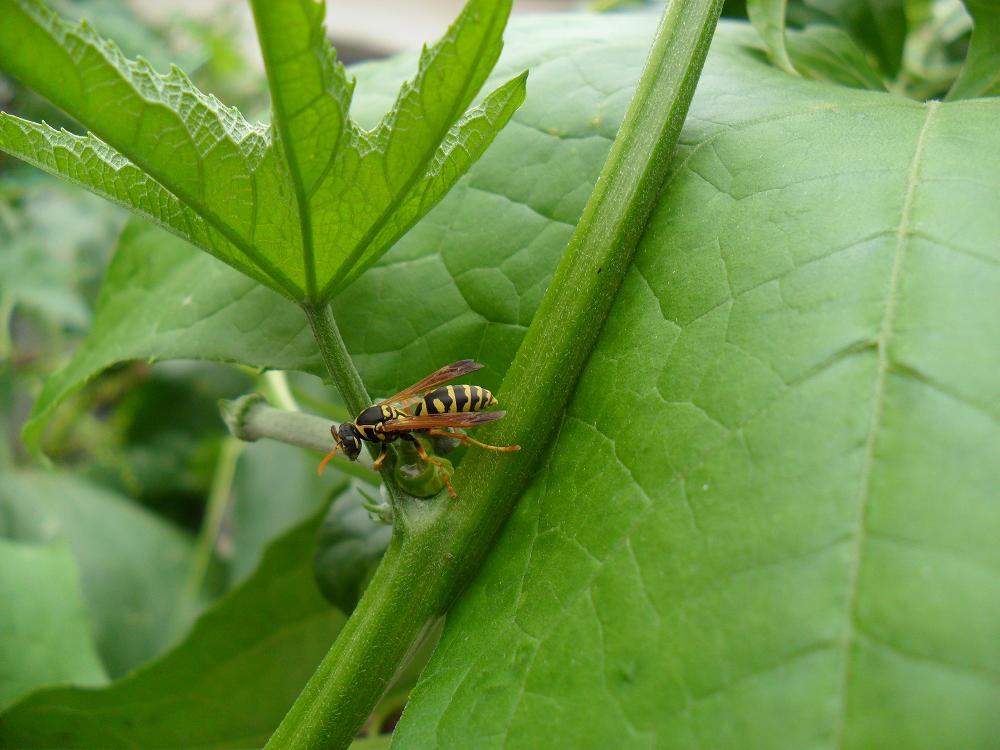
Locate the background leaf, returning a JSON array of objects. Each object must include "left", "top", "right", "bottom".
[
  {"left": 946, "top": 0, "right": 1000, "bottom": 98},
  {"left": 389, "top": 18, "right": 1000, "bottom": 748},
  {"left": 0, "top": 497, "right": 346, "bottom": 749},
  {"left": 0, "top": 538, "right": 107, "bottom": 710},
  {"left": 0, "top": 471, "right": 205, "bottom": 677},
  {"left": 748, "top": 0, "right": 907, "bottom": 82}
]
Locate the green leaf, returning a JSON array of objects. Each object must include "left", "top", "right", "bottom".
[
  {"left": 748, "top": 0, "right": 797, "bottom": 74},
  {"left": 792, "top": 0, "right": 907, "bottom": 78},
  {"left": 0, "top": 0, "right": 526, "bottom": 303},
  {"left": 0, "top": 538, "right": 107, "bottom": 710},
  {"left": 947, "top": 0, "right": 1000, "bottom": 98},
  {"left": 0, "top": 500, "right": 346, "bottom": 749},
  {"left": 312, "top": 484, "right": 392, "bottom": 612},
  {"left": 0, "top": 471, "right": 202, "bottom": 677},
  {"left": 749, "top": 0, "right": 907, "bottom": 80},
  {"left": 383, "top": 19, "right": 999, "bottom": 748},
  {"left": 0, "top": 0, "right": 294, "bottom": 294},
  {"left": 9, "top": 14, "right": 1000, "bottom": 744},
  {"left": 785, "top": 25, "right": 887, "bottom": 90}
]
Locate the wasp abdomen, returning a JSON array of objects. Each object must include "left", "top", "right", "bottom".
[{"left": 413, "top": 385, "right": 496, "bottom": 415}]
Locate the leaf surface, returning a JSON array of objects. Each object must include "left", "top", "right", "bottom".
[
  {"left": 0, "top": 497, "right": 346, "bottom": 749},
  {"left": 0, "top": 539, "right": 107, "bottom": 710}
]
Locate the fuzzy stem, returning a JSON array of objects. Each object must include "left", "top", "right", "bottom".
[
  {"left": 269, "top": 2, "right": 724, "bottom": 746},
  {"left": 301, "top": 303, "right": 408, "bottom": 505}
]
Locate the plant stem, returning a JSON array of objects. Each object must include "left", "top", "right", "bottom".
[
  {"left": 302, "top": 304, "right": 372, "bottom": 417},
  {"left": 302, "top": 303, "right": 408, "bottom": 506},
  {"left": 220, "top": 395, "right": 374, "bottom": 468},
  {"left": 270, "top": 2, "right": 723, "bottom": 746}
]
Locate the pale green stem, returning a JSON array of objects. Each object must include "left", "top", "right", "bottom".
[{"left": 177, "top": 436, "right": 242, "bottom": 631}]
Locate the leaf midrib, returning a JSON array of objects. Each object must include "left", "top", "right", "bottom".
[{"left": 832, "top": 101, "right": 939, "bottom": 749}]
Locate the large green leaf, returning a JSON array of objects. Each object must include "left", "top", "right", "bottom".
[
  {"left": 388, "top": 19, "right": 1000, "bottom": 749},
  {"left": 0, "top": 539, "right": 106, "bottom": 710},
  {"left": 0, "top": 471, "right": 202, "bottom": 677},
  {"left": 0, "top": 497, "right": 346, "bottom": 748},
  {"left": 0, "top": 0, "right": 526, "bottom": 302}
]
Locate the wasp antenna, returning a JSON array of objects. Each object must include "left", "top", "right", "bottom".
[{"left": 317, "top": 445, "right": 340, "bottom": 476}]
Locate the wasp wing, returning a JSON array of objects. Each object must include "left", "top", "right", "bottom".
[
  {"left": 380, "top": 359, "right": 484, "bottom": 407},
  {"left": 381, "top": 410, "right": 505, "bottom": 433}
]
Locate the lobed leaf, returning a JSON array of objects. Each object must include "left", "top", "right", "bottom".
[
  {"left": 0, "top": 0, "right": 526, "bottom": 304},
  {"left": 0, "top": 115, "right": 277, "bottom": 290},
  {"left": 0, "top": 0, "right": 300, "bottom": 297}
]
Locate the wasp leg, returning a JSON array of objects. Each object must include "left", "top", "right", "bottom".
[
  {"left": 404, "top": 434, "right": 457, "bottom": 498},
  {"left": 426, "top": 429, "right": 520, "bottom": 453},
  {"left": 372, "top": 444, "right": 388, "bottom": 472}
]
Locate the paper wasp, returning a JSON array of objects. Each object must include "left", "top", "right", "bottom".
[{"left": 318, "top": 359, "right": 519, "bottom": 496}]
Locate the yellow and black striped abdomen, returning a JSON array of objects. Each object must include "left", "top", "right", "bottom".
[
  {"left": 354, "top": 404, "right": 403, "bottom": 442},
  {"left": 413, "top": 385, "right": 497, "bottom": 415}
]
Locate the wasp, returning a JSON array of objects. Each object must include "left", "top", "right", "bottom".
[{"left": 318, "top": 360, "right": 519, "bottom": 496}]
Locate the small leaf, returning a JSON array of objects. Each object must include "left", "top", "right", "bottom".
[
  {"left": 0, "top": 501, "right": 345, "bottom": 749},
  {"left": 947, "top": 0, "right": 1000, "bottom": 98},
  {"left": 0, "top": 538, "right": 107, "bottom": 711},
  {"left": 748, "top": 0, "right": 798, "bottom": 74},
  {"left": 312, "top": 483, "right": 392, "bottom": 613},
  {"left": 786, "top": 25, "right": 887, "bottom": 90},
  {"left": 748, "top": 0, "right": 907, "bottom": 80},
  {"left": 792, "top": 0, "right": 907, "bottom": 78}
]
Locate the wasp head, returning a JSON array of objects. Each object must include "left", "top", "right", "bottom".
[{"left": 334, "top": 422, "right": 363, "bottom": 461}]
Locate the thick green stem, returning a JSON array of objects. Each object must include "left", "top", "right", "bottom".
[{"left": 270, "top": 2, "right": 723, "bottom": 747}]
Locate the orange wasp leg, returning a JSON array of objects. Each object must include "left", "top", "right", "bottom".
[
  {"left": 372, "top": 444, "right": 388, "bottom": 472},
  {"left": 426, "top": 429, "right": 520, "bottom": 453},
  {"left": 317, "top": 445, "right": 339, "bottom": 476}
]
